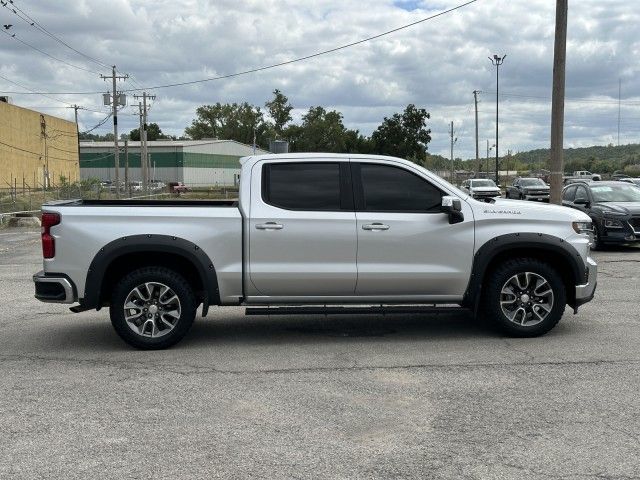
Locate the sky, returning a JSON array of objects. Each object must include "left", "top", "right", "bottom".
[{"left": 0, "top": 0, "right": 638, "bottom": 159}]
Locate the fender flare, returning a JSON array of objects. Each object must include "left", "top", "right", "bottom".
[
  {"left": 463, "top": 232, "right": 588, "bottom": 312},
  {"left": 81, "top": 234, "right": 219, "bottom": 316}
]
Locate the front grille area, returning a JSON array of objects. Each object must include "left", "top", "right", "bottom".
[{"left": 629, "top": 217, "right": 640, "bottom": 233}]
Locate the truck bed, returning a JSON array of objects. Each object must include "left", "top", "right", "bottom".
[{"left": 45, "top": 198, "right": 238, "bottom": 207}]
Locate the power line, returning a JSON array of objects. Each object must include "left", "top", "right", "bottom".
[
  {"left": 0, "top": 28, "right": 101, "bottom": 75},
  {"left": 2, "top": 0, "right": 111, "bottom": 70},
  {"left": 0, "top": 139, "right": 76, "bottom": 162},
  {"left": 0, "top": 0, "right": 481, "bottom": 96}
]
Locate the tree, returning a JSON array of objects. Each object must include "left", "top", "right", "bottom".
[
  {"left": 265, "top": 89, "right": 293, "bottom": 138},
  {"left": 286, "top": 106, "right": 349, "bottom": 153},
  {"left": 79, "top": 132, "right": 114, "bottom": 141},
  {"left": 370, "top": 104, "right": 432, "bottom": 162},
  {"left": 184, "top": 102, "right": 269, "bottom": 147},
  {"left": 129, "top": 123, "right": 169, "bottom": 141}
]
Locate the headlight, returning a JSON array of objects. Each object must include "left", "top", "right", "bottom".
[
  {"left": 572, "top": 221, "right": 592, "bottom": 234},
  {"left": 603, "top": 219, "right": 623, "bottom": 229}
]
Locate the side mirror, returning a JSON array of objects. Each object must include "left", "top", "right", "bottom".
[
  {"left": 574, "top": 198, "right": 589, "bottom": 207},
  {"left": 441, "top": 196, "right": 464, "bottom": 224}
]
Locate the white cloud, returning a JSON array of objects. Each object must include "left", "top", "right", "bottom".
[{"left": 0, "top": 0, "right": 638, "bottom": 158}]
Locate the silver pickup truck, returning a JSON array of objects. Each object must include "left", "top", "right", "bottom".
[{"left": 34, "top": 153, "right": 597, "bottom": 349}]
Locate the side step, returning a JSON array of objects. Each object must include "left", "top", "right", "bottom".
[{"left": 245, "top": 305, "right": 467, "bottom": 316}]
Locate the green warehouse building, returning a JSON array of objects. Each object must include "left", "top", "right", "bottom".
[{"left": 80, "top": 139, "right": 270, "bottom": 187}]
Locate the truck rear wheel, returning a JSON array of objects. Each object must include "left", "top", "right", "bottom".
[
  {"left": 483, "top": 258, "right": 566, "bottom": 337},
  {"left": 110, "top": 266, "right": 197, "bottom": 349}
]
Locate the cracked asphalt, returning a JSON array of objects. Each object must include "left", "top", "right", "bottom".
[{"left": 1, "top": 227, "right": 639, "bottom": 479}]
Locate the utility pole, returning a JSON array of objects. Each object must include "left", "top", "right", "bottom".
[
  {"left": 449, "top": 121, "right": 457, "bottom": 184},
  {"left": 101, "top": 66, "right": 128, "bottom": 198},
  {"left": 124, "top": 139, "right": 129, "bottom": 197},
  {"left": 617, "top": 78, "right": 621, "bottom": 146},
  {"left": 489, "top": 54, "right": 506, "bottom": 185},
  {"left": 549, "top": 0, "right": 567, "bottom": 204},
  {"left": 70, "top": 104, "right": 81, "bottom": 182},
  {"left": 137, "top": 102, "right": 146, "bottom": 192},
  {"left": 134, "top": 92, "right": 156, "bottom": 193},
  {"left": 473, "top": 90, "right": 481, "bottom": 174},
  {"left": 486, "top": 140, "right": 495, "bottom": 177}
]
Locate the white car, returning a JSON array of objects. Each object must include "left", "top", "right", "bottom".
[
  {"left": 33, "top": 153, "right": 597, "bottom": 349},
  {"left": 461, "top": 178, "right": 502, "bottom": 200}
]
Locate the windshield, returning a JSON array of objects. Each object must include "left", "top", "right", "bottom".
[
  {"left": 470, "top": 179, "right": 496, "bottom": 187},
  {"left": 520, "top": 178, "right": 546, "bottom": 187},
  {"left": 591, "top": 184, "right": 640, "bottom": 202}
]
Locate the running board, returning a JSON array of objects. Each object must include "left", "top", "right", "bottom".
[{"left": 245, "top": 305, "right": 467, "bottom": 316}]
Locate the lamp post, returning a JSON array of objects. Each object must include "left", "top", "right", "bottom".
[
  {"left": 486, "top": 140, "right": 495, "bottom": 177},
  {"left": 489, "top": 54, "right": 506, "bottom": 184}
]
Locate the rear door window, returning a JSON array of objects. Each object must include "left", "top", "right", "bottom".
[{"left": 262, "top": 162, "right": 345, "bottom": 211}]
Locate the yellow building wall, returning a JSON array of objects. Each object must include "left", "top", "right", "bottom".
[{"left": 0, "top": 101, "right": 79, "bottom": 188}]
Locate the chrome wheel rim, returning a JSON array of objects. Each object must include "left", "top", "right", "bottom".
[
  {"left": 500, "top": 272, "right": 554, "bottom": 327},
  {"left": 123, "top": 282, "right": 181, "bottom": 338}
]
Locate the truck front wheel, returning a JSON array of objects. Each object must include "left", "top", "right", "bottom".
[
  {"left": 110, "top": 266, "right": 197, "bottom": 349},
  {"left": 483, "top": 258, "right": 566, "bottom": 337}
]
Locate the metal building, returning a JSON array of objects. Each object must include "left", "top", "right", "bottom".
[
  {"left": 0, "top": 99, "right": 79, "bottom": 188},
  {"left": 80, "top": 140, "right": 269, "bottom": 187}
]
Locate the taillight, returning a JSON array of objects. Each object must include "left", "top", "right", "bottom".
[{"left": 41, "top": 212, "right": 60, "bottom": 259}]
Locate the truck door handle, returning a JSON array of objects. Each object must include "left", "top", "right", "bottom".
[
  {"left": 256, "top": 222, "right": 284, "bottom": 230},
  {"left": 362, "top": 223, "right": 390, "bottom": 231}
]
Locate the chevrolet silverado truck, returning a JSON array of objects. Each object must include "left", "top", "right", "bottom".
[
  {"left": 505, "top": 177, "right": 551, "bottom": 201},
  {"left": 33, "top": 153, "right": 597, "bottom": 349}
]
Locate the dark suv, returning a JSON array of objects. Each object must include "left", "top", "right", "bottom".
[
  {"left": 506, "top": 178, "right": 550, "bottom": 201},
  {"left": 562, "top": 181, "right": 640, "bottom": 248}
]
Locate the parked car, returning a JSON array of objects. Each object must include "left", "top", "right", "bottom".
[
  {"left": 460, "top": 178, "right": 502, "bottom": 201},
  {"left": 169, "top": 182, "right": 188, "bottom": 193},
  {"left": 150, "top": 180, "right": 167, "bottom": 190},
  {"left": 33, "top": 153, "right": 596, "bottom": 349},
  {"left": 505, "top": 178, "right": 550, "bottom": 201},
  {"left": 130, "top": 181, "right": 143, "bottom": 192},
  {"left": 619, "top": 177, "right": 640, "bottom": 187},
  {"left": 562, "top": 180, "right": 640, "bottom": 249}
]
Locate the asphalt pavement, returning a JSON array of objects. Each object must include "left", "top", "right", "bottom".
[{"left": 1, "top": 227, "right": 639, "bottom": 479}]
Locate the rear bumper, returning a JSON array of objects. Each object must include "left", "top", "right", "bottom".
[
  {"left": 575, "top": 257, "right": 597, "bottom": 308},
  {"left": 33, "top": 270, "right": 76, "bottom": 304}
]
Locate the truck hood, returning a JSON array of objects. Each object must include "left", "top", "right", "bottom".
[
  {"left": 594, "top": 201, "right": 640, "bottom": 216},
  {"left": 481, "top": 197, "right": 591, "bottom": 222}
]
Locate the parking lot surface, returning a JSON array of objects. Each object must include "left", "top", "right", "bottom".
[{"left": 1, "top": 227, "right": 639, "bottom": 479}]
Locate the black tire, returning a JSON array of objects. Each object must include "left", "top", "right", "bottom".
[
  {"left": 591, "top": 223, "right": 604, "bottom": 250},
  {"left": 482, "top": 257, "right": 566, "bottom": 337},
  {"left": 110, "top": 266, "right": 197, "bottom": 349}
]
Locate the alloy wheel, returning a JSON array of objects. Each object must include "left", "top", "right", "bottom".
[
  {"left": 123, "top": 282, "right": 181, "bottom": 337},
  {"left": 500, "top": 272, "right": 554, "bottom": 327}
]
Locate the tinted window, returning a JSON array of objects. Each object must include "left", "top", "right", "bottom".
[
  {"left": 563, "top": 185, "right": 577, "bottom": 202},
  {"left": 359, "top": 163, "right": 442, "bottom": 213},
  {"left": 471, "top": 179, "right": 496, "bottom": 187},
  {"left": 574, "top": 186, "right": 589, "bottom": 202},
  {"left": 264, "top": 163, "right": 341, "bottom": 211}
]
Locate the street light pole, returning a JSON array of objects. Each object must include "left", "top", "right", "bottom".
[
  {"left": 486, "top": 140, "right": 495, "bottom": 176},
  {"left": 489, "top": 54, "right": 506, "bottom": 185}
]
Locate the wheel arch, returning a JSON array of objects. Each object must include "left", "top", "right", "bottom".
[
  {"left": 464, "top": 233, "right": 588, "bottom": 312},
  {"left": 81, "top": 234, "right": 219, "bottom": 316}
]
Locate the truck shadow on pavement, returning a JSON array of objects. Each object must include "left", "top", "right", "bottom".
[{"left": 36, "top": 310, "right": 578, "bottom": 351}]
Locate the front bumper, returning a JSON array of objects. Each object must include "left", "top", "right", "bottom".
[
  {"left": 33, "top": 270, "right": 76, "bottom": 304},
  {"left": 574, "top": 257, "right": 597, "bottom": 308},
  {"left": 524, "top": 193, "right": 550, "bottom": 201}
]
